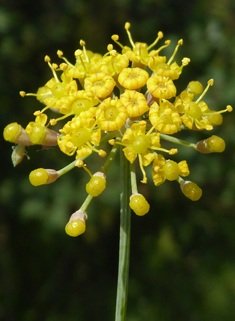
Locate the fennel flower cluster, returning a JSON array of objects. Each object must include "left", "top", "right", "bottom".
[{"left": 3, "top": 22, "right": 232, "bottom": 237}]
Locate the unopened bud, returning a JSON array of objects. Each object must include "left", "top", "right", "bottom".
[
  {"left": 3, "top": 123, "right": 32, "bottom": 146},
  {"left": 29, "top": 168, "right": 58, "bottom": 186}
]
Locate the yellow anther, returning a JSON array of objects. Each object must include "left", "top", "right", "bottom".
[
  {"left": 33, "top": 110, "right": 41, "bottom": 116},
  {"left": 99, "top": 150, "right": 107, "bottom": 157},
  {"left": 20, "top": 91, "right": 26, "bottom": 97},
  {"left": 52, "top": 63, "right": 58, "bottom": 69},
  {"left": 158, "top": 31, "right": 164, "bottom": 39},
  {"left": 169, "top": 148, "right": 178, "bottom": 155},
  {"left": 227, "top": 105, "right": 233, "bottom": 112},
  {"left": 80, "top": 40, "right": 86, "bottom": 46},
  {"left": 44, "top": 55, "right": 51, "bottom": 62},
  {"left": 60, "top": 63, "right": 68, "bottom": 70},
  {"left": 57, "top": 50, "right": 63, "bottom": 57},
  {"left": 50, "top": 119, "right": 57, "bottom": 126},
  {"left": 108, "top": 139, "right": 115, "bottom": 145},
  {"left": 111, "top": 34, "right": 119, "bottom": 41},
  {"left": 178, "top": 39, "right": 183, "bottom": 45},
  {"left": 208, "top": 79, "right": 214, "bottom": 86},
  {"left": 125, "top": 22, "right": 131, "bottom": 30},
  {"left": 182, "top": 57, "right": 190, "bottom": 66},
  {"left": 75, "top": 49, "right": 83, "bottom": 57},
  {"left": 107, "top": 44, "right": 113, "bottom": 51},
  {"left": 110, "top": 50, "right": 117, "bottom": 57},
  {"left": 75, "top": 159, "right": 84, "bottom": 167},
  {"left": 205, "top": 125, "right": 213, "bottom": 130}
]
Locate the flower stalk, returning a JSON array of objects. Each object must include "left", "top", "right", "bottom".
[{"left": 115, "top": 150, "right": 131, "bottom": 321}]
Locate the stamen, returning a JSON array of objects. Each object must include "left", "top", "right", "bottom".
[
  {"left": 154, "top": 40, "right": 171, "bottom": 55},
  {"left": 124, "top": 22, "right": 135, "bottom": 48},
  {"left": 50, "top": 113, "right": 72, "bottom": 125},
  {"left": 203, "top": 105, "right": 233, "bottom": 115},
  {"left": 167, "top": 39, "right": 183, "bottom": 65},
  {"left": 138, "top": 154, "right": 147, "bottom": 183},
  {"left": 86, "top": 142, "right": 106, "bottom": 157},
  {"left": 181, "top": 57, "right": 190, "bottom": 67},
  {"left": 45, "top": 55, "right": 60, "bottom": 82},
  {"left": 75, "top": 50, "right": 87, "bottom": 72},
  {"left": 80, "top": 39, "right": 89, "bottom": 62},
  {"left": 147, "top": 31, "right": 164, "bottom": 51},
  {"left": 151, "top": 146, "right": 178, "bottom": 154},
  {"left": 57, "top": 50, "right": 74, "bottom": 67},
  {"left": 107, "top": 44, "right": 113, "bottom": 51},
  {"left": 111, "top": 35, "right": 124, "bottom": 49},
  {"left": 195, "top": 79, "right": 214, "bottom": 103}
]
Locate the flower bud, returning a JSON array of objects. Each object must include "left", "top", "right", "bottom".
[
  {"left": 65, "top": 210, "right": 86, "bottom": 237},
  {"left": 11, "top": 144, "right": 26, "bottom": 167},
  {"left": 25, "top": 122, "right": 59, "bottom": 146},
  {"left": 180, "top": 180, "right": 202, "bottom": 201},
  {"left": 29, "top": 168, "right": 58, "bottom": 186},
  {"left": 196, "top": 135, "right": 225, "bottom": 153},
  {"left": 3, "top": 122, "right": 32, "bottom": 146},
  {"left": 86, "top": 172, "right": 106, "bottom": 197},
  {"left": 129, "top": 193, "right": 150, "bottom": 216}
]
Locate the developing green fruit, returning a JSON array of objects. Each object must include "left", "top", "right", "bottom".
[
  {"left": 86, "top": 172, "right": 106, "bottom": 197},
  {"left": 129, "top": 193, "right": 150, "bottom": 216}
]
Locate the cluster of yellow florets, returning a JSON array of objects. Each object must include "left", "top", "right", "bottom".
[{"left": 3, "top": 22, "right": 232, "bottom": 237}]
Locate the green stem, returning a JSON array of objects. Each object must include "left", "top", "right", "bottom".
[
  {"left": 160, "top": 133, "right": 197, "bottom": 150},
  {"left": 115, "top": 150, "right": 131, "bottom": 321}
]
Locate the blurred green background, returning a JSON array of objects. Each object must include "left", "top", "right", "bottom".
[{"left": 1, "top": 0, "right": 235, "bottom": 320}]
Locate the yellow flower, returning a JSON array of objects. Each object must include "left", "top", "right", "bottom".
[
  {"left": 84, "top": 72, "right": 116, "bottom": 100},
  {"left": 96, "top": 97, "right": 128, "bottom": 131},
  {"left": 59, "top": 90, "right": 99, "bottom": 115},
  {"left": 118, "top": 67, "right": 149, "bottom": 90},
  {"left": 149, "top": 100, "right": 182, "bottom": 134},
  {"left": 58, "top": 115, "right": 104, "bottom": 159},
  {"left": 173, "top": 80, "right": 233, "bottom": 131},
  {"left": 152, "top": 155, "right": 189, "bottom": 186},
  {"left": 58, "top": 47, "right": 102, "bottom": 80},
  {"left": 93, "top": 52, "right": 129, "bottom": 77},
  {"left": 112, "top": 23, "right": 164, "bottom": 67},
  {"left": 121, "top": 121, "right": 160, "bottom": 182},
  {"left": 147, "top": 75, "right": 176, "bottom": 99},
  {"left": 152, "top": 62, "right": 182, "bottom": 80},
  {"left": 35, "top": 56, "right": 78, "bottom": 109},
  {"left": 148, "top": 39, "right": 190, "bottom": 80},
  {"left": 120, "top": 90, "right": 149, "bottom": 118}
]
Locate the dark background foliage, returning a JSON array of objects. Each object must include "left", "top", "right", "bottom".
[{"left": 1, "top": 0, "right": 235, "bottom": 320}]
